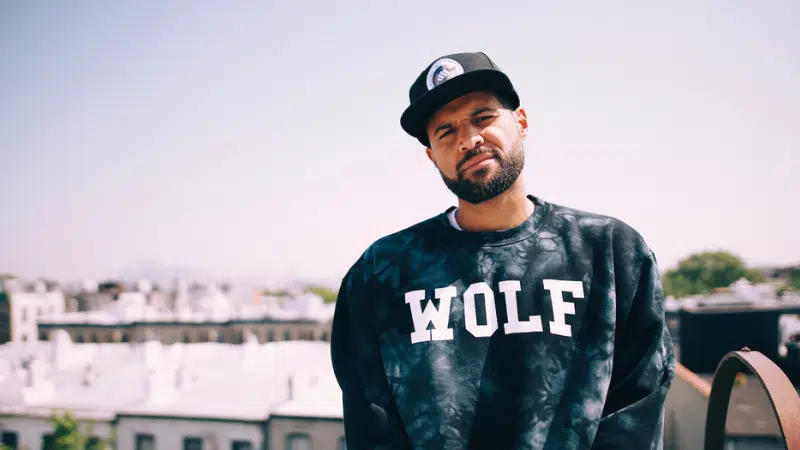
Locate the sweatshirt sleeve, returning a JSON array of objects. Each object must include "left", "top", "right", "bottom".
[
  {"left": 330, "top": 254, "right": 411, "bottom": 450},
  {"left": 592, "top": 249, "right": 677, "bottom": 450}
]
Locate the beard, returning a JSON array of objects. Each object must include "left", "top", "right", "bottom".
[{"left": 438, "top": 144, "right": 525, "bottom": 204}]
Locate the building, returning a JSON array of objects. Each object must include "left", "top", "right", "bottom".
[
  {"left": 0, "top": 331, "right": 345, "bottom": 450},
  {"left": 0, "top": 280, "right": 65, "bottom": 345},
  {"left": 664, "top": 288, "right": 800, "bottom": 448},
  {"left": 38, "top": 283, "right": 336, "bottom": 346},
  {"left": 677, "top": 300, "right": 800, "bottom": 378}
]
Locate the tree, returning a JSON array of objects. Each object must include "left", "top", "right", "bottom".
[
  {"left": 97, "top": 281, "right": 123, "bottom": 293},
  {"left": 662, "top": 251, "right": 766, "bottom": 299},
  {"left": 47, "top": 410, "right": 115, "bottom": 450},
  {"left": 777, "top": 267, "right": 800, "bottom": 297},
  {"left": 789, "top": 267, "right": 800, "bottom": 291},
  {"left": 307, "top": 285, "right": 338, "bottom": 304},
  {"left": 262, "top": 289, "right": 290, "bottom": 297},
  {"left": 0, "top": 444, "right": 28, "bottom": 450}
]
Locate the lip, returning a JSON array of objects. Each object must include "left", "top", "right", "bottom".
[{"left": 461, "top": 153, "right": 495, "bottom": 172}]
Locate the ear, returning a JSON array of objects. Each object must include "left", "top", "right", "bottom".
[
  {"left": 515, "top": 107, "right": 529, "bottom": 140},
  {"left": 425, "top": 147, "right": 438, "bottom": 167}
]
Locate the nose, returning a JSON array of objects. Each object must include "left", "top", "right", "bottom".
[{"left": 458, "top": 124, "right": 485, "bottom": 153}]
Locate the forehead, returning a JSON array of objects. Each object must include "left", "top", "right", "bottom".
[{"left": 427, "top": 91, "right": 502, "bottom": 128}]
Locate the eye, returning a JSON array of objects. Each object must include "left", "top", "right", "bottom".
[
  {"left": 438, "top": 129, "right": 454, "bottom": 139},
  {"left": 476, "top": 115, "right": 493, "bottom": 122}
]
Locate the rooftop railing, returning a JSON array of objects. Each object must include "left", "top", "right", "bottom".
[{"left": 704, "top": 348, "right": 800, "bottom": 450}]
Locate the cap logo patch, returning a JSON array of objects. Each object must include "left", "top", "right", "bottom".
[{"left": 426, "top": 58, "right": 464, "bottom": 90}]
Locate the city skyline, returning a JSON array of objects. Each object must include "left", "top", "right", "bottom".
[{"left": 2, "top": 1, "right": 798, "bottom": 284}]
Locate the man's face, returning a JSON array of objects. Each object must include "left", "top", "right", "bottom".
[{"left": 425, "top": 91, "right": 528, "bottom": 204}]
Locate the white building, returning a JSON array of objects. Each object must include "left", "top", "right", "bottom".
[
  {"left": 0, "top": 331, "right": 345, "bottom": 450},
  {"left": 0, "top": 281, "right": 65, "bottom": 344},
  {"left": 41, "top": 281, "right": 335, "bottom": 327}
]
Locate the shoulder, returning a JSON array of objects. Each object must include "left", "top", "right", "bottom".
[
  {"left": 341, "top": 211, "right": 449, "bottom": 287},
  {"left": 542, "top": 198, "right": 652, "bottom": 263}
]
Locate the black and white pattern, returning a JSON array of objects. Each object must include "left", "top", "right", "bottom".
[{"left": 331, "top": 195, "right": 676, "bottom": 450}]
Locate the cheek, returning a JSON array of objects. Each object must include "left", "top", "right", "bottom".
[
  {"left": 484, "top": 125, "right": 514, "bottom": 151},
  {"left": 430, "top": 149, "right": 459, "bottom": 173}
]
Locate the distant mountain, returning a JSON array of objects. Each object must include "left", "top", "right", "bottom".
[
  {"left": 118, "top": 261, "right": 227, "bottom": 288},
  {"left": 117, "top": 261, "right": 320, "bottom": 292}
]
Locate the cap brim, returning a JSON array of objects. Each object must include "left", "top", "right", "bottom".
[{"left": 400, "top": 69, "right": 519, "bottom": 146}]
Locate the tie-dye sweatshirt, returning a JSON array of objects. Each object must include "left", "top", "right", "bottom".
[{"left": 331, "top": 195, "right": 676, "bottom": 450}]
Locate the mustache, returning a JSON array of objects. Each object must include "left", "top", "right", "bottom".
[{"left": 457, "top": 147, "right": 499, "bottom": 171}]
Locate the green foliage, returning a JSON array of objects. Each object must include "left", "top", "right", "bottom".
[
  {"left": 789, "top": 267, "right": 800, "bottom": 291},
  {"left": 777, "top": 267, "right": 800, "bottom": 297},
  {"left": 47, "top": 411, "right": 115, "bottom": 450},
  {"left": 263, "top": 289, "right": 290, "bottom": 297},
  {"left": 97, "top": 281, "right": 123, "bottom": 293},
  {"left": 0, "top": 444, "right": 27, "bottom": 450},
  {"left": 307, "top": 285, "right": 338, "bottom": 304},
  {"left": 662, "top": 251, "right": 765, "bottom": 299}
]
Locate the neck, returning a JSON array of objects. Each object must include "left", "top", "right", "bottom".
[{"left": 454, "top": 179, "right": 533, "bottom": 232}]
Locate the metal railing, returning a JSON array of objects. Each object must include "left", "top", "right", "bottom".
[{"left": 704, "top": 347, "right": 800, "bottom": 450}]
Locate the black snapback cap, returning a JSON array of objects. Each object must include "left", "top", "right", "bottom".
[{"left": 400, "top": 52, "right": 520, "bottom": 147}]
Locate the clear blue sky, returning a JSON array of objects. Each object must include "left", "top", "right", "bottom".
[{"left": 1, "top": 1, "right": 798, "bottom": 285}]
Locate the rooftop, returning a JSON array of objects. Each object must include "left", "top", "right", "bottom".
[
  {"left": 36, "top": 289, "right": 335, "bottom": 326},
  {"left": 697, "top": 373, "right": 800, "bottom": 438},
  {"left": 0, "top": 331, "right": 342, "bottom": 422},
  {"left": 668, "top": 278, "right": 800, "bottom": 313}
]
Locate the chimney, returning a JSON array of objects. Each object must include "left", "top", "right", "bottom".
[
  {"left": 145, "top": 367, "right": 175, "bottom": 403},
  {"left": 241, "top": 331, "right": 259, "bottom": 369},
  {"left": 82, "top": 365, "right": 95, "bottom": 387},
  {"left": 51, "top": 330, "right": 73, "bottom": 371},
  {"left": 174, "top": 363, "right": 193, "bottom": 390},
  {"left": 142, "top": 340, "right": 163, "bottom": 370},
  {"left": 21, "top": 357, "right": 54, "bottom": 402}
]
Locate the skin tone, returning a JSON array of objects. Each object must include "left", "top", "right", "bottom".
[{"left": 425, "top": 91, "right": 534, "bottom": 232}]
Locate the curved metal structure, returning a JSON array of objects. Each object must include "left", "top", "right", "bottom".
[{"left": 704, "top": 347, "right": 800, "bottom": 450}]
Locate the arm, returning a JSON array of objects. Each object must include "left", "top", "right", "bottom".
[
  {"left": 330, "top": 257, "right": 410, "bottom": 450},
  {"left": 592, "top": 249, "right": 677, "bottom": 450}
]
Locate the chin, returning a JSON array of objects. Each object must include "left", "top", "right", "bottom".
[{"left": 466, "top": 167, "right": 495, "bottom": 181}]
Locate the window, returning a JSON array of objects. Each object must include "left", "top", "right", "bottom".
[
  {"left": 136, "top": 433, "right": 155, "bottom": 450},
  {"left": 21, "top": 333, "right": 28, "bottom": 342},
  {"left": 42, "top": 433, "right": 54, "bottom": 450},
  {"left": 1, "top": 431, "right": 19, "bottom": 449},
  {"left": 337, "top": 436, "right": 347, "bottom": 450},
  {"left": 286, "top": 433, "right": 311, "bottom": 450},
  {"left": 183, "top": 436, "right": 203, "bottom": 450},
  {"left": 231, "top": 441, "right": 252, "bottom": 450},
  {"left": 21, "top": 307, "right": 27, "bottom": 322},
  {"left": 283, "top": 330, "right": 291, "bottom": 341}
]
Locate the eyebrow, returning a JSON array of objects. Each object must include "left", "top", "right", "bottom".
[{"left": 432, "top": 106, "right": 498, "bottom": 136}]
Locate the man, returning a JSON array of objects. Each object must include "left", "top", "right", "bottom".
[{"left": 331, "top": 52, "right": 675, "bottom": 449}]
